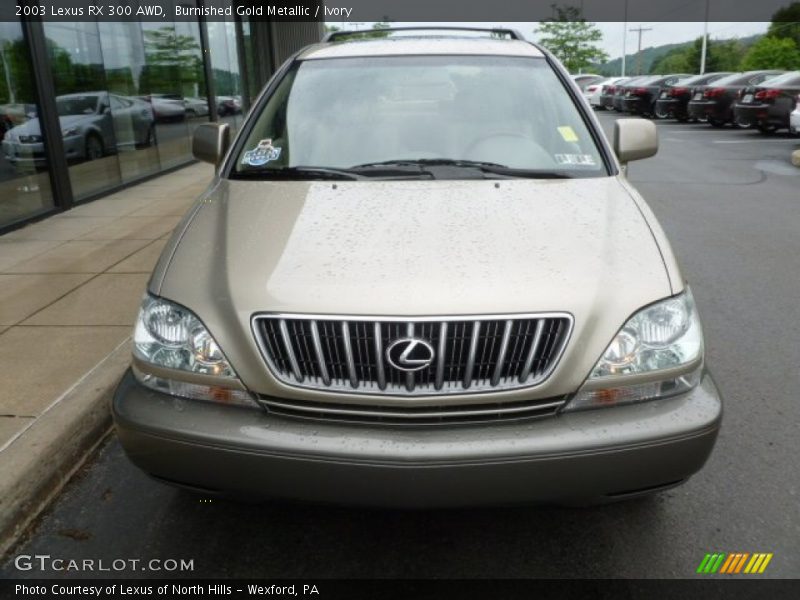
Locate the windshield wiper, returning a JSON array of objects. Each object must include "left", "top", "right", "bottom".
[
  {"left": 233, "top": 164, "right": 436, "bottom": 181},
  {"left": 350, "top": 159, "right": 575, "bottom": 179},
  {"left": 233, "top": 166, "right": 362, "bottom": 181}
]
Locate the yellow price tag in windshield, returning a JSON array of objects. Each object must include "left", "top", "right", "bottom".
[{"left": 558, "top": 126, "right": 579, "bottom": 142}]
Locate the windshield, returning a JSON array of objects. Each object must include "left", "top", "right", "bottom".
[
  {"left": 56, "top": 95, "right": 100, "bottom": 116},
  {"left": 761, "top": 71, "right": 800, "bottom": 86},
  {"left": 234, "top": 55, "right": 607, "bottom": 178}
]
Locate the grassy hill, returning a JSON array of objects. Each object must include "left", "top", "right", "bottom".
[{"left": 594, "top": 34, "right": 762, "bottom": 76}]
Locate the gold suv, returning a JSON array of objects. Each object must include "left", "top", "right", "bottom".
[{"left": 112, "top": 28, "right": 722, "bottom": 507}]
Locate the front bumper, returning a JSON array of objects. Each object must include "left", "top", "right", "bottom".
[{"left": 113, "top": 369, "right": 722, "bottom": 507}]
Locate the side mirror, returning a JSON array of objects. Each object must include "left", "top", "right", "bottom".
[
  {"left": 192, "top": 122, "right": 231, "bottom": 169},
  {"left": 613, "top": 118, "right": 658, "bottom": 164}
]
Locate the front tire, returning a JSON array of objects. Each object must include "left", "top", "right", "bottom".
[
  {"left": 708, "top": 117, "right": 725, "bottom": 128},
  {"left": 85, "top": 134, "right": 104, "bottom": 161},
  {"left": 757, "top": 123, "right": 778, "bottom": 135}
]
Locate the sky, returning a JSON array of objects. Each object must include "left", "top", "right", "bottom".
[{"left": 329, "top": 21, "right": 770, "bottom": 61}]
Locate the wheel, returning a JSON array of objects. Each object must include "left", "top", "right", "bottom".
[
  {"left": 757, "top": 123, "right": 778, "bottom": 135},
  {"left": 676, "top": 115, "right": 689, "bottom": 123},
  {"left": 708, "top": 118, "right": 725, "bottom": 128},
  {"left": 85, "top": 134, "right": 104, "bottom": 160},
  {"left": 653, "top": 103, "right": 669, "bottom": 119}
]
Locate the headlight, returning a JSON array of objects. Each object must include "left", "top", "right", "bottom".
[
  {"left": 564, "top": 288, "right": 703, "bottom": 412},
  {"left": 61, "top": 128, "right": 79, "bottom": 137},
  {"left": 133, "top": 294, "right": 255, "bottom": 407}
]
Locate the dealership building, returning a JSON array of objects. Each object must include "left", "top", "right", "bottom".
[{"left": 0, "top": 8, "right": 321, "bottom": 233}]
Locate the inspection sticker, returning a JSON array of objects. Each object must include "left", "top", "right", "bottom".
[
  {"left": 557, "top": 126, "right": 579, "bottom": 142},
  {"left": 242, "top": 138, "right": 282, "bottom": 166},
  {"left": 554, "top": 153, "right": 596, "bottom": 167}
]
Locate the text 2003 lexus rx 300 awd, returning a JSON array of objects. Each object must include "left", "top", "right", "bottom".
[{"left": 113, "top": 29, "right": 722, "bottom": 507}]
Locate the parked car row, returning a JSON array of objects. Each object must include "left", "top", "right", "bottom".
[{"left": 587, "top": 70, "right": 800, "bottom": 135}]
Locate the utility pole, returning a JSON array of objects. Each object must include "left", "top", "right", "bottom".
[
  {"left": 621, "top": 0, "right": 628, "bottom": 77},
  {"left": 629, "top": 25, "right": 653, "bottom": 75},
  {"left": 700, "top": 0, "right": 711, "bottom": 74}
]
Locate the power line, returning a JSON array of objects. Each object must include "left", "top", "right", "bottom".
[{"left": 629, "top": 26, "right": 653, "bottom": 75}]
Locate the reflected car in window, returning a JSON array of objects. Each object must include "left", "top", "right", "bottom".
[
  {"left": 2, "top": 92, "right": 155, "bottom": 169},
  {"left": 140, "top": 94, "right": 187, "bottom": 123},
  {"left": 184, "top": 96, "right": 210, "bottom": 118}
]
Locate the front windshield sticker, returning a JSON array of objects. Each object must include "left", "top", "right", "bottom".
[
  {"left": 554, "top": 153, "right": 596, "bottom": 167},
  {"left": 242, "top": 138, "right": 282, "bottom": 167},
  {"left": 557, "top": 126, "right": 579, "bottom": 142}
]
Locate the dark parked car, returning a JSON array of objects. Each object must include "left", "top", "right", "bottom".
[
  {"left": 654, "top": 72, "right": 732, "bottom": 121},
  {"left": 2, "top": 92, "right": 154, "bottom": 169},
  {"left": 687, "top": 70, "right": 784, "bottom": 127},
  {"left": 611, "top": 76, "right": 649, "bottom": 111},
  {"left": 620, "top": 74, "right": 692, "bottom": 117},
  {"left": 733, "top": 71, "right": 800, "bottom": 134},
  {"left": 598, "top": 77, "right": 631, "bottom": 109}
]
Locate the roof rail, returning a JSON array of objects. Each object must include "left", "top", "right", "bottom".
[{"left": 321, "top": 26, "right": 524, "bottom": 43}]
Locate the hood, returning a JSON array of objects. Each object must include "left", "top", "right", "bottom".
[
  {"left": 7, "top": 115, "right": 93, "bottom": 137},
  {"left": 155, "top": 177, "right": 678, "bottom": 400}
]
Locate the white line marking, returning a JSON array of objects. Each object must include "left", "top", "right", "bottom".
[{"left": 713, "top": 139, "right": 800, "bottom": 144}]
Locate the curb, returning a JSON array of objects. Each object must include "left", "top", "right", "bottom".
[
  {"left": 791, "top": 149, "right": 800, "bottom": 168},
  {"left": 0, "top": 340, "right": 131, "bottom": 558}
]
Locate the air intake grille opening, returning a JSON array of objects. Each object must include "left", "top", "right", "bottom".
[{"left": 253, "top": 314, "right": 572, "bottom": 397}]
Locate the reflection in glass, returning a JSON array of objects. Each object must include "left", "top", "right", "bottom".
[
  {"left": 97, "top": 21, "right": 160, "bottom": 183},
  {"left": 43, "top": 22, "right": 123, "bottom": 199},
  {"left": 0, "top": 21, "right": 54, "bottom": 226},
  {"left": 207, "top": 19, "right": 243, "bottom": 131}
]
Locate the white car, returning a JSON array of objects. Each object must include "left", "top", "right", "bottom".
[
  {"left": 790, "top": 95, "right": 800, "bottom": 135},
  {"left": 585, "top": 77, "right": 630, "bottom": 109}
]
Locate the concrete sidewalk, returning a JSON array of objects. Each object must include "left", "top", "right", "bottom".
[{"left": 0, "top": 162, "right": 213, "bottom": 556}]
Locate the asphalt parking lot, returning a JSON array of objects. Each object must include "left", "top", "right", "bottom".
[{"left": 3, "top": 112, "right": 799, "bottom": 579}]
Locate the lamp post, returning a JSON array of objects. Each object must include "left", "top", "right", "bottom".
[{"left": 700, "top": 0, "right": 711, "bottom": 74}]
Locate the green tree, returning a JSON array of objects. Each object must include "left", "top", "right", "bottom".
[
  {"left": 140, "top": 27, "right": 203, "bottom": 96},
  {"left": 766, "top": 2, "right": 800, "bottom": 48},
  {"left": 740, "top": 36, "right": 800, "bottom": 70},
  {"left": 649, "top": 47, "right": 691, "bottom": 74},
  {"left": 685, "top": 37, "right": 746, "bottom": 72},
  {"left": 535, "top": 6, "right": 609, "bottom": 73}
]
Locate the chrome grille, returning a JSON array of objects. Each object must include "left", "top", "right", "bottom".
[{"left": 253, "top": 314, "right": 572, "bottom": 396}]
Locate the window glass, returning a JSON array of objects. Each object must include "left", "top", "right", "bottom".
[
  {"left": 236, "top": 56, "right": 606, "bottom": 177},
  {"left": 0, "top": 21, "right": 55, "bottom": 227},
  {"left": 207, "top": 18, "right": 243, "bottom": 131},
  {"left": 43, "top": 22, "right": 123, "bottom": 200},
  {"left": 97, "top": 20, "right": 160, "bottom": 183}
]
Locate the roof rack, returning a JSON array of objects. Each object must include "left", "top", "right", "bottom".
[{"left": 322, "top": 26, "right": 524, "bottom": 43}]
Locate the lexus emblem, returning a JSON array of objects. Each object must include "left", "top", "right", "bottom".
[{"left": 386, "top": 338, "right": 435, "bottom": 372}]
